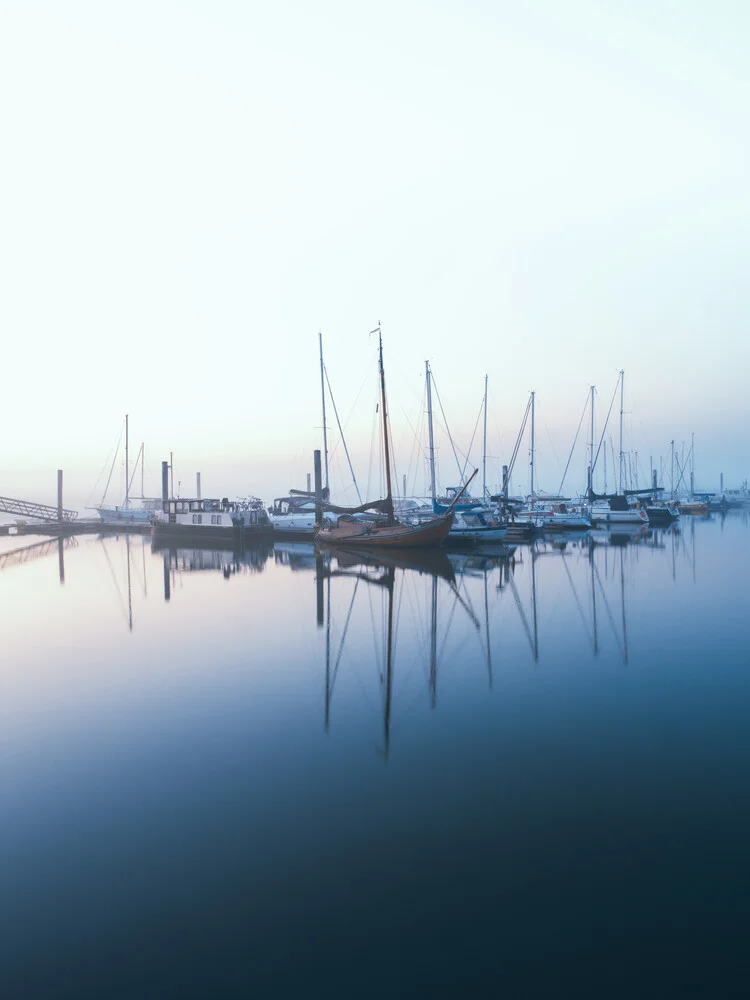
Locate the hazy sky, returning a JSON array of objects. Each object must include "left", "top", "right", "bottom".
[{"left": 2, "top": 0, "right": 748, "bottom": 509}]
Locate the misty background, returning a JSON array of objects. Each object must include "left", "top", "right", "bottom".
[{"left": 2, "top": 0, "right": 748, "bottom": 513}]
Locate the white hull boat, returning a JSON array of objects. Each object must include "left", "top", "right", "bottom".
[
  {"left": 95, "top": 502, "right": 158, "bottom": 525},
  {"left": 590, "top": 506, "right": 648, "bottom": 525},
  {"left": 445, "top": 509, "right": 509, "bottom": 544},
  {"left": 268, "top": 496, "right": 318, "bottom": 537}
]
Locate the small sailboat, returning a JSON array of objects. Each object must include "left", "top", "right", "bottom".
[
  {"left": 315, "top": 329, "right": 459, "bottom": 550},
  {"left": 93, "top": 415, "right": 161, "bottom": 524}
]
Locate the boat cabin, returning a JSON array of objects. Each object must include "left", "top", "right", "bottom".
[
  {"left": 270, "top": 497, "right": 317, "bottom": 517},
  {"left": 161, "top": 497, "right": 267, "bottom": 526}
]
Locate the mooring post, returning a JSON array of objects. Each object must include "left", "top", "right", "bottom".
[
  {"left": 163, "top": 551, "right": 171, "bottom": 602},
  {"left": 57, "top": 469, "right": 63, "bottom": 523},
  {"left": 314, "top": 449, "right": 324, "bottom": 627},
  {"left": 314, "top": 449, "right": 323, "bottom": 525},
  {"left": 161, "top": 461, "right": 169, "bottom": 502},
  {"left": 197, "top": 472, "right": 201, "bottom": 500}
]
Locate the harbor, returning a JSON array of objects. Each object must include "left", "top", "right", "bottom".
[
  {"left": 4, "top": 1, "right": 750, "bottom": 993},
  {"left": 2, "top": 509, "right": 748, "bottom": 996}
]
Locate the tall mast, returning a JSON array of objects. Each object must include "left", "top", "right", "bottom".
[
  {"left": 383, "top": 566, "right": 395, "bottom": 760},
  {"left": 319, "top": 332, "right": 329, "bottom": 492},
  {"left": 125, "top": 413, "right": 129, "bottom": 507},
  {"left": 141, "top": 443, "right": 145, "bottom": 498},
  {"left": 589, "top": 384, "right": 595, "bottom": 493},
  {"left": 482, "top": 374, "right": 488, "bottom": 501},
  {"left": 530, "top": 390, "right": 535, "bottom": 500},
  {"left": 671, "top": 440, "right": 675, "bottom": 498},
  {"left": 430, "top": 575, "right": 438, "bottom": 708},
  {"left": 618, "top": 370, "right": 624, "bottom": 495},
  {"left": 426, "top": 361, "right": 436, "bottom": 501},
  {"left": 690, "top": 431, "right": 695, "bottom": 496},
  {"left": 377, "top": 327, "right": 394, "bottom": 509}
]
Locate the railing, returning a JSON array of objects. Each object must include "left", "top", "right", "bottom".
[{"left": 0, "top": 495, "right": 79, "bottom": 521}]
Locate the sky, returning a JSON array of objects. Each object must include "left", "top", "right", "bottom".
[{"left": 1, "top": 0, "right": 749, "bottom": 512}]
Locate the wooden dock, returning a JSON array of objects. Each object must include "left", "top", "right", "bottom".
[{"left": 0, "top": 519, "right": 152, "bottom": 538}]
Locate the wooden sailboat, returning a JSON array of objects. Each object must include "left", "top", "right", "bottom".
[{"left": 315, "top": 329, "right": 462, "bottom": 549}]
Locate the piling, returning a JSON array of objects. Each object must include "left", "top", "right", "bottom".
[
  {"left": 314, "top": 449, "right": 324, "bottom": 627},
  {"left": 162, "top": 461, "right": 169, "bottom": 501},
  {"left": 314, "top": 450, "right": 323, "bottom": 526}
]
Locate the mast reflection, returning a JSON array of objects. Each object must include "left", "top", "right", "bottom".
[{"left": 319, "top": 546, "right": 510, "bottom": 759}]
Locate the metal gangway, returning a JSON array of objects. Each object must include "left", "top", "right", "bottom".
[
  {"left": 0, "top": 495, "right": 78, "bottom": 522},
  {"left": 0, "top": 535, "right": 79, "bottom": 572}
]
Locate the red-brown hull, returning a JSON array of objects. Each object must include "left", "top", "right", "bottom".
[{"left": 315, "top": 513, "right": 453, "bottom": 549}]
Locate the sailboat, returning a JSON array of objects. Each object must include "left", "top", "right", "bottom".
[
  {"left": 423, "top": 366, "right": 510, "bottom": 544},
  {"left": 588, "top": 373, "right": 649, "bottom": 526},
  {"left": 94, "top": 415, "right": 161, "bottom": 525},
  {"left": 315, "top": 329, "right": 459, "bottom": 550}
]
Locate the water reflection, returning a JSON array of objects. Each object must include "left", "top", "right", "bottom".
[
  {"left": 0, "top": 534, "right": 79, "bottom": 584},
  {"left": 1, "top": 514, "right": 748, "bottom": 995},
  {"left": 317, "top": 545, "right": 521, "bottom": 758},
  {"left": 152, "top": 540, "right": 274, "bottom": 601},
  {"left": 311, "top": 523, "right": 697, "bottom": 757}
]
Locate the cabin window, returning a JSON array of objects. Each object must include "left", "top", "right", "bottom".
[{"left": 192, "top": 514, "right": 202, "bottom": 524}]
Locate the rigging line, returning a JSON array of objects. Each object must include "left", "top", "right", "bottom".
[
  {"left": 127, "top": 442, "right": 144, "bottom": 497},
  {"left": 507, "top": 395, "right": 532, "bottom": 483},
  {"left": 410, "top": 393, "right": 428, "bottom": 496},
  {"left": 460, "top": 395, "right": 486, "bottom": 487},
  {"left": 557, "top": 391, "right": 589, "bottom": 496},
  {"left": 98, "top": 538, "right": 129, "bottom": 626},
  {"left": 592, "top": 375, "right": 620, "bottom": 477},
  {"left": 560, "top": 552, "right": 594, "bottom": 646},
  {"left": 451, "top": 578, "right": 482, "bottom": 631},
  {"left": 99, "top": 420, "right": 126, "bottom": 506},
  {"left": 399, "top": 390, "right": 425, "bottom": 496},
  {"left": 87, "top": 444, "right": 120, "bottom": 506},
  {"left": 340, "top": 356, "right": 378, "bottom": 437},
  {"left": 543, "top": 419, "right": 564, "bottom": 485},
  {"left": 508, "top": 572, "right": 535, "bottom": 656},
  {"left": 330, "top": 578, "right": 360, "bottom": 696},
  {"left": 438, "top": 587, "right": 465, "bottom": 666},
  {"left": 393, "top": 575, "right": 424, "bottom": 709},
  {"left": 430, "top": 374, "right": 465, "bottom": 485},
  {"left": 365, "top": 576, "right": 382, "bottom": 683},
  {"left": 673, "top": 444, "right": 694, "bottom": 493},
  {"left": 324, "top": 365, "right": 363, "bottom": 504},
  {"left": 592, "top": 556, "right": 626, "bottom": 663}
]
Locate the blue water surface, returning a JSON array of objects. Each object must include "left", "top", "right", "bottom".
[{"left": 1, "top": 515, "right": 749, "bottom": 997}]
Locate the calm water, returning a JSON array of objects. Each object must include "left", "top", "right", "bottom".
[{"left": 1, "top": 514, "right": 749, "bottom": 997}]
